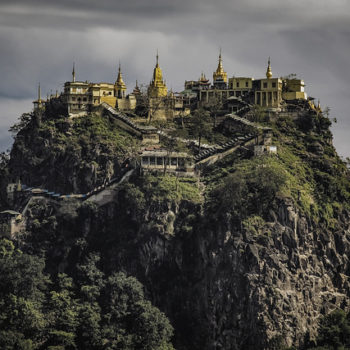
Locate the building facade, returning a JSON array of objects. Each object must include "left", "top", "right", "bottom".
[
  {"left": 34, "top": 53, "right": 309, "bottom": 118},
  {"left": 60, "top": 64, "right": 136, "bottom": 116}
]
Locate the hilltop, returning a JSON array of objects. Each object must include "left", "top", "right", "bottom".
[{"left": 1, "top": 75, "right": 350, "bottom": 350}]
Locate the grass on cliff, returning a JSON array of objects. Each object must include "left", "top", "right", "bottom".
[
  {"left": 10, "top": 110, "right": 139, "bottom": 192},
  {"left": 133, "top": 174, "right": 202, "bottom": 205},
  {"left": 271, "top": 113, "right": 350, "bottom": 226},
  {"left": 204, "top": 111, "right": 350, "bottom": 228},
  {"left": 50, "top": 113, "right": 138, "bottom": 158}
]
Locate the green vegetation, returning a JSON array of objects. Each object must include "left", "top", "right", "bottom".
[
  {"left": 190, "top": 109, "right": 212, "bottom": 149},
  {"left": 271, "top": 112, "right": 350, "bottom": 226},
  {"left": 121, "top": 174, "right": 202, "bottom": 206},
  {"left": 0, "top": 238, "right": 174, "bottom": 350},
  {"left": 9, "top": 109, "right": 138, "bottom": 193},
  {"left": 202, "top": 108, "right": 350, "bottom": 230},
  {"left": 3, "top": 94, "right": 350, "bottom": 350},
  {"left": 242, "top": 215, "right": 266, "bottom": 236},
  {"left": 310, "top": 309, "right": 350, "bottom": 350},
  {"left": 207, "top": 156, "right": 293, "bottom": 224}
]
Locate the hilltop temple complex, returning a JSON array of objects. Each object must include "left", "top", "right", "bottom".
[{"left": 34, "top": 51, "right": 313, "bottom": 120}]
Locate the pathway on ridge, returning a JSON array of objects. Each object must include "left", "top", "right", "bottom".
[{"left": 86, "top": 169, "right": 134, "bottom": 206}]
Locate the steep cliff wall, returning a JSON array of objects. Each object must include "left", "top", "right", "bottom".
[
  {"left": 5, "top": 103, "right": 350, "bottom": 349},
  {"left": 20, "top": 170, "right": 350, "bottom": 349}
]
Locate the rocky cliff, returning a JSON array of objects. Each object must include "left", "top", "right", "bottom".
[
  {"left": 3, "top": 103, "right": 350, "bottom": 350},
  {"left": 6, "top": 101, "right": 138, "bottom": 195}
]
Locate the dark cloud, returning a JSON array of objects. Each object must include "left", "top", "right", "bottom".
[{"left": 0, "top": 0, "right": 349, "bottom": 157}]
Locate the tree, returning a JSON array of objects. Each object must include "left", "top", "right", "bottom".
[
  {"left": 161, "top": 130, "right": 185, "bottom": 174},
  {"left": 206, "top": 94, "right": 224, "bottom": 127},
  {"left": 191, "top": 108, "right": 212, "bottom": 151},
  {"left": 135, "top": 85, "right": 164, "bottom": 123},
  {"left": 251, "top": 104, "right": 266, "bottom": 123},
  {"left": 0, "top": 239, "right": 48, "bottom": 349},
  {"left": 44, "top": 274, "right": 79, "bottom": 350},
  {"left": 101, "top": 272, "right": 174, "bottom": 350},
  {"left": 316, "top": 309, "right": 350, "bottom": 350},
  {"left": 9, "top": 113, "right": 34, "bottom": 136}
]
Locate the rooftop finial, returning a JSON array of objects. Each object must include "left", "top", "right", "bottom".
[
  {"left": 156, "top": 49, "right": 159, "bottom": 66},
  {"left": 72, "top": 62, "right": 76, "bottom": 82},
  {"left": 266, "top": 57, "right": 272, "bottom": 79},
  {"left": 216, "top": 48, "right": 224, "bottom": 73}
]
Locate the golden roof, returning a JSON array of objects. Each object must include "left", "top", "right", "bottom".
[
  {"left": 152, "top": 52, "right": 165, "bottom": 83},
  {"left": 148, "top": 52, "right": 168, "bottom": 97},
  {"left": 216, "top": 51, "right": 225, "bottom": 75},
  {"left": 266, "top": 57, "right": 272, "bottom": 79},
  {"left": 115, "top": 63, "right": 126, "bottom": 90},
  {"left": 213, "top": 49, "right": 228, "bottom": 83}
]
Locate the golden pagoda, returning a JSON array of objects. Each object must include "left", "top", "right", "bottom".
[
  {"left": 148, "top": 52, "right": 168, "bottom": 98},
  {"left": 266, "top": 57, "right": 272, "bottom": 79},
  {"left": 114, "top": 63, "right": 127, "bottom": 98},
  {"left": 213, "top": 49, "right": 227, "bottom": 84}
]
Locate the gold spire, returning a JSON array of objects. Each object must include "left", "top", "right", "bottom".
[
  {"left": 116, "top": 63, "right": 126, "bottom": 87},
  {"left": 72, "top": 62, "right": 76, "bottom": 82},
  {"left": 114, "top": 62, "right": 127, "bottom": 98},
  {"left": 213, "top": 49, "right": 227, "bottom": 83},
  {"left": 217, "top": 48, "right": 223, "bottom": 73},
  {"left": 266, "top": 57, "right": 272, "bottom": 79},
  {"left": 148, "top": 51, "right": 168, "bottom": 97}
]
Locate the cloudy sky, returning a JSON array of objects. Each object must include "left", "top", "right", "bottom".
[{"left": 0, "top": 0, "right": 349, "bottom": 158}]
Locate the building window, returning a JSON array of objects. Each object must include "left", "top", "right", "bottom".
[
  {"left": 109, "top": 92, "right": 112, "bottom": 95},
  {"left": 83, "top": 97, "right": 87, "bottom": 102},
  {"left": 71, "top": 97, "right": 76, "bottom": 101},
  {"left": 171, "top": 158, "right": 177, "bottom": 166},
  {"left": 236, "top": 82, "right": 239, "bottom": 88},
  {"left": 263, "top": 82, "right": 267, "bottom": 88},
  {"left": 150, "top": 157, "right": 155, "bottom": 165},
  {"left": 246, "top": 81, "right": 249, "bottom": 87},
  {"left": 272, "top": 82, "right": 276, "bottom": 88},
  {"left": 157, "top": 157, "right": 163, "bottom": 166},
  {"left": 142, "top": 157, "right": 149, "bottom": 165}
]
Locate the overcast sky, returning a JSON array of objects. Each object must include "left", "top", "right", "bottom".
[{"left": 0, "top": 0, "right": 349, "bottom": 158}]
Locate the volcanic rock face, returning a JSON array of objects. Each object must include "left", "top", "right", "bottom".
[
  {"left": 74, "top": 193, "right": 350, "bottom": 350},
  {"left": 4, "top": 102, "right": 350, "bottom": 350},
  {"left": 13, "top": 158, "right": 350, "bottom": 349},
  {"left": 196, "top": 198, "right": 350, "bottom": 350}
]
